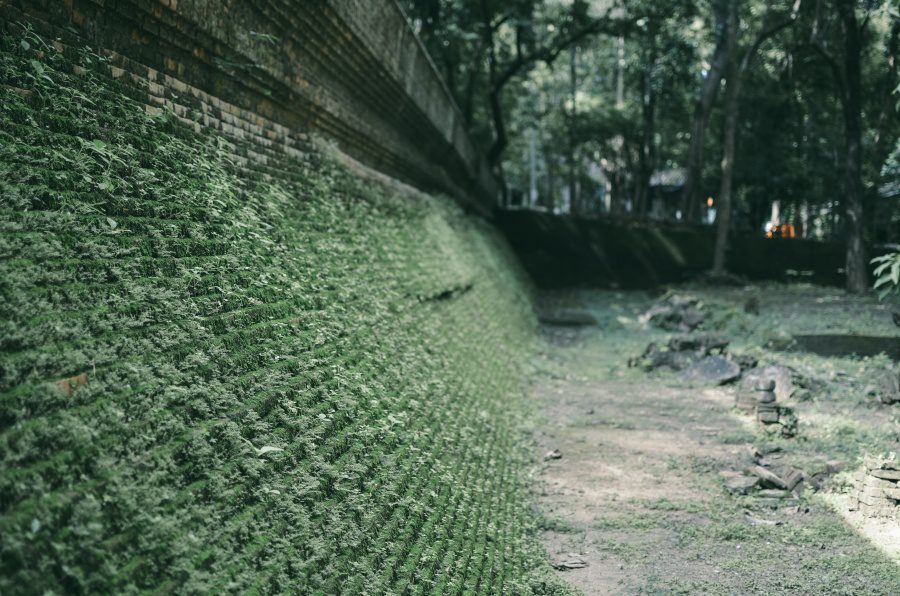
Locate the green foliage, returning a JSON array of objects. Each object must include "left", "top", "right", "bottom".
[
  {"left": 406, "top": 0, "right": 900, "bottom": 240},
  {"left": 0, "top": 30, "right": 562, "bottom": 593},
  {"left": 872, "top": 251, "right": 900, "bottom": 300}
]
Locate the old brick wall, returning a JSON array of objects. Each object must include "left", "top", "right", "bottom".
[
  {"left": 497, "top": 210, "right": 848, "bottom": 288},
  {"left": 1, "top": 0, "right": 498, "bottom": 214},
  {"left": 0, "top": 14, "right": 552, "bottom": 591}
]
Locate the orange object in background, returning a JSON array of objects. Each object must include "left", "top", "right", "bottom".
[{"left": 766, "top": 223, "right": 796, "bottom": 239}]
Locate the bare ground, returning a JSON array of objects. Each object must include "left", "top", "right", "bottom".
[{"left": 531, "top": 287, "right": 900, "bottom": 595}]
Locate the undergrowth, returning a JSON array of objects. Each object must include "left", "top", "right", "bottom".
[{"left": 0, "top": 28, "right": 566, "bottom": 594}]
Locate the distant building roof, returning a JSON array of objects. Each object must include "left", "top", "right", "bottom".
[
  {"left": 650, "top": 168, "right": 687, "bottom": 188},
  {"left": 879, "top": 179, "right": 900, "bottom": 200}
]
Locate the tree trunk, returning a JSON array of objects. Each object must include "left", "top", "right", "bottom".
[
  {"left": 869, "top": 20, "right": 899, "bottom": 244},
  {"left": 712, "top": 0, "right": 802, "bottom": 272},
  {"left": 836, "top": 0, "right": 867, "bottom": 293},
  {"left": 528, "top": 126, "right": 538, "bottom": 207},
  {"left": 712, "top": 0, "right": 740, "bottom": 275},
  {"left": 568, "top": 44, "right": 578, "bottom": 214},
  {"left": 636, "top": 34, "right": 657, "bottom": 218},
  {"left": 462, "top": 41, "right": 485, "bottom": 124},
  {"left": 682, "top": 1, "right": 729, "bottom": 223},
  {"left": 616, "top": 36, "right": 625, "bottom": 108},
  {"left": 479, "top": 0, "right": 507, "bottom": 168}
]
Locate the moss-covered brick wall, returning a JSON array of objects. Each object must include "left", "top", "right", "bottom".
[
  {"left": 3, "top": 0, "right": 499, "bottom": 213},
  {"left": 0, "top": 30, "right": 563, "bottom": 593}
]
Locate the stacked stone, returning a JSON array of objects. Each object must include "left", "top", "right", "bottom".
[
  {"left": 753, "top": 380, "right": 779, "bottom": 421},
  {"left": 736, "top": 379, "right": 797, "bottom": 437},
  {"left": 855, "top": 455, "right": 900, "bottom": 519},
  {"left": 735, "top": 379, "right": 775, "bottom": 412}
]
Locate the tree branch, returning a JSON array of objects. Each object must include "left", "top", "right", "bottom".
[
  {"left": 810, "top": 42, "right": 845, "bottom": 96},
  {"left": 493, "top": 17, "right": 631, "bottom": 93},
  {"left": 738, "top": 0, "right": 803, "bottom": 76}
]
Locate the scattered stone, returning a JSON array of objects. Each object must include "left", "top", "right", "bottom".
[
  {"left": 553, "top": 554, "right": 588, "bottom": 570},
  {"left": 757, "top": 488, "right": 790, "bottom": 499},
  {"left": 632, "top": 332, "right": 739, "bottom": 377},
  {"left": 629, "top": 342, "right": 694, "bottom": 372},
  {"left": 668, "top": 333, "right": 730, "bottom": 355},
  {"left": 721, "top": 473, "right": 759, "bottom": 495},
  {"left": 723, "top": 457, "right": 805, "bottom": 504},
  {"left": 748, "top": 465, "right": 788, "bottom": 489},
  {"left": 544, "top": 449, "right": 563, "bottom": 461},
  {"left": 779, "top": 468, "right": 805, "bottom": 491},
  {"left": 640, "top": 293, "right": 705, "bottom": 332},
  {"left": 682, "top": 356, "right": 741, "bottom": 386},
  {"left": 732, "top": 354, "right": 758, "bottom": 371},
  {"left": 748, "top": 444, "right": 782, "bottom": 460}
]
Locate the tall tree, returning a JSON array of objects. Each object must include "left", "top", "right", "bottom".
[
  {"left": 634, "top": 18, "right": 659, "bottom": 217},
  {"left": 809, "top": 0, "right": 871, "bottom": 291},
  {"left": 835, "top": 0, "right": 868, "bottom": 292},
  {"left": 682, "top": 0, "right": 729, "bottom": 223},
  {"left": 712, "top": 0, "right": 741, "bottom": 274},
  {"left": 712, "top": 0, "right": 802, "bottom": 275},
  {"left": 478, "top": 0, "right": 625, "bottom": 169}
]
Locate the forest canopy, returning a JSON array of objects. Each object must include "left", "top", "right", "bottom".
[{"left": 401, "top": 0, "right": 900, "bottom": 292}]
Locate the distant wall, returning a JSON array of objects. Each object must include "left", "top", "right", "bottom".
[
  {"left": 1, "top": 0, "right": 498, "bottom": 213},
  {"left": 497, "top": 211, "right": 847, "bottom": 288}
]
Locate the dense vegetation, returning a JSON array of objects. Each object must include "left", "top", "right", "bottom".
[
  {"left": 402, "top": 0, "right": 900, "bottom": 291},
  {"left": 0, "top": 31, "right": 565, "bottom": 593}
]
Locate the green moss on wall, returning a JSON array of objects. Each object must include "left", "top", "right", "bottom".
[{"left": 0, "top": 29, "right": 563, "bottom": 593}]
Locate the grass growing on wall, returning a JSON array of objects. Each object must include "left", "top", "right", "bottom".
[{"left": 0, "top": 29, "right": 566, "bottom": 593}]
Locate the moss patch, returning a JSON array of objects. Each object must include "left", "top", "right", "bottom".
[{"left": 0, "top": 29, "right": 561, "bottom": 593}]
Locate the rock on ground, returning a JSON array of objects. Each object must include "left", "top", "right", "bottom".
[{"left": 683, "top": 356, "right": 741, "bottom": 385}]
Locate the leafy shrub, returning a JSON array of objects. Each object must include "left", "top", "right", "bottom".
[{"left": 872, "top": 251, "right": 900, "bottom": 300}]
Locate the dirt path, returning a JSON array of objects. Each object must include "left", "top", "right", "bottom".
[{"left": 531, "top": 289, "right": 900, "bottom": 595}]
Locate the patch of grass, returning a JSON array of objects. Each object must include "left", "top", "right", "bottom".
[
  {"left": 537, "top": 514, "right": 581, "bottom": 534},
  {"left": 718, "top": 429, "right": 757, "bottom": 444}
]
